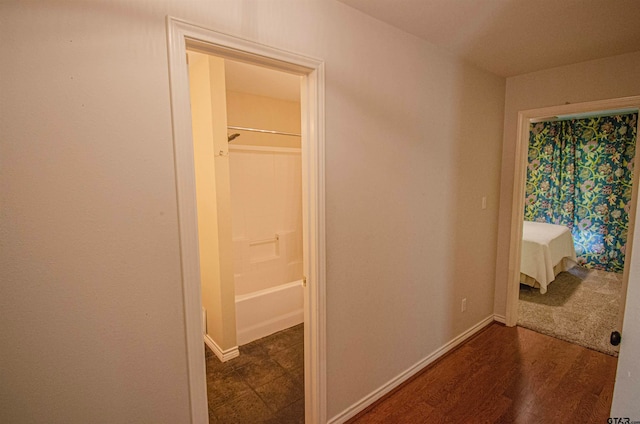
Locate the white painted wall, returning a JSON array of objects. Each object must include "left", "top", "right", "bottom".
[
  {"left": 226, "top": 90, "right": 302, "bottom": 148},
  {"left": 0, "top": 1, "right": 505, "bottom": 422},
  {"left": 188, "top": 52, "right": 237, "bottom": 352},
  {"left": 613, "top": 181, "right": 640, "bottom": 420}
]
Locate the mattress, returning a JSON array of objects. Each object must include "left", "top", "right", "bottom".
[{"left": 521, "top": 221, "right": 577, "bottom": 294}]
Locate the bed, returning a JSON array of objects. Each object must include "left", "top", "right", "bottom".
[{"left": 520, "top": 221, "right": 578, "bottom": 294}]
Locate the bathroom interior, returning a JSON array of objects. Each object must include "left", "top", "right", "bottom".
[{"left": 187, "top": 50, "right": 306, "bottom": 421}]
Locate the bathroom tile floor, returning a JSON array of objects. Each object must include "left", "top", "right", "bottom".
[{"left": 205, "top": 324, "right": 304, "bottom": 424}]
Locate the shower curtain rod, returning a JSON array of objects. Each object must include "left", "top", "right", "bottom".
[{"left": 227, "top": 125, "right": 301, "bottom": 137}]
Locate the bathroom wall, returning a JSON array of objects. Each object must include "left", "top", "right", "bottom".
[
  {"left": 226, "top": 90, "right": 301, "bottom": 149},
  {"left": 187, "top": 52, "right": 237, "bottom": 352}
]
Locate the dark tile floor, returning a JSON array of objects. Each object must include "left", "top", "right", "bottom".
[{"left": 205, "top": 324, "right": 304, "bottom": 423}]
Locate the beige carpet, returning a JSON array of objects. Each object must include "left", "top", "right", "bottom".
[{"left": 518, "top": 266, "right": 622, "bottom": 356}]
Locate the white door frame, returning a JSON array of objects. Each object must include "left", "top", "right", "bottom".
[
  {"left": 166, "top": 17, "right": 326, "bottom": 424},
  {"left": 505, "top": 95, "right": 640, "bottom": 328}
]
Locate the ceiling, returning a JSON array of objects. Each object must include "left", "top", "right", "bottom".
[
  {"left": 224, "top": 59, "right": 301, "bottom": 102},
  {"left": 338, "top": 0, "right": 640, "bottom": 77}
]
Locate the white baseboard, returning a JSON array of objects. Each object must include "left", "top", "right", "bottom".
[
  {"left": 204, "top": 334, "right": 239, "bottom": 362},
  {"left": 327, "top": 314, "right": 495, "bottom": 424},
  {"left": 493, "top": 314, "right": 506, "bottom": 324}
]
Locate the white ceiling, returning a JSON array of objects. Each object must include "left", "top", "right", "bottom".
[
  {"left": 224, "top": 59, "right": 301, "bottom": 102},
  {"left": 338, "top": 0, "right": 640, "bottom": 77}
]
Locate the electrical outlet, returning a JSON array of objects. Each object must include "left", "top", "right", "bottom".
[{"left": 461, "top": 298, "right": 467, "bottom": 312}]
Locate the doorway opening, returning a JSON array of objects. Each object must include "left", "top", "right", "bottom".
[
  {"left": 188, "top": 49, "right": 306, "bottom": 421},
  {"left": 166, "top": 17, "right": 326, "bottom": 424},
  {"left": 506, "top": 97, "right": 640, "bottom": 353}
]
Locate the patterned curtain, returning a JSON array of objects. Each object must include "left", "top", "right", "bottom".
[{"left": 524, "top": 113, "right": 638, "bottom": 272}]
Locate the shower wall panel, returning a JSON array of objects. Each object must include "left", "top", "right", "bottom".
[{"left": 229, "top": 147, "right": 303, "bottom": 296}]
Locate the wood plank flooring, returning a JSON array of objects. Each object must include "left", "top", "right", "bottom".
[{"left": 348, "top": 323, "right": 617, "bottom": 424}]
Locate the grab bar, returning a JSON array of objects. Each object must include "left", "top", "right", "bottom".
[{"left": 249, "top": 234, "right": 279, "bottom": 246}]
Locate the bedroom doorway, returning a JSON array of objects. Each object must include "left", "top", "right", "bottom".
[
  {"left": 166, "top": 18, "right": 326, "bottom": 424},
  {"left": 505, "top": 97, "right": 640, "bottom": 356}
]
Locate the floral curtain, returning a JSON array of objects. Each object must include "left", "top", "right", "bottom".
[{"left": 524, "top": 113, "right": 638, "bottom": 272}]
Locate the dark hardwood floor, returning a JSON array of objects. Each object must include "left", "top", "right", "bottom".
[{"left": 349, "top": 323, "right": 617, "bottom": 424}]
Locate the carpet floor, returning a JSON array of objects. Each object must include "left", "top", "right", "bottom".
[{"left": 518, "top": 266, "right": 622, "bottom": 356}]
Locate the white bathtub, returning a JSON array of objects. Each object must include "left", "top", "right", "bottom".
[{"left": 235, "top": 279, "right": 303, "bottom": 345}]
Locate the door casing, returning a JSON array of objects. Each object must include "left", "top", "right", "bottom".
[
  {"left": 166, "top": 16, "right": 327, "bottom": 424},
  {"left": 505, "top": 96, "right": 640, "bottom": 331}
]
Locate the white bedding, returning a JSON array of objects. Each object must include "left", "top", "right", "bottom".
[{"left": 521, "top": 221, "right": 577, "bottom": 294}]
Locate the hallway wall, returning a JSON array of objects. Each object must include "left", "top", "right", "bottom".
[{"left": 0, "top": 1, "right": 505, "bottom": 422}]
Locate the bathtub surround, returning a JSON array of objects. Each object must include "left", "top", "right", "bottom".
[
  {"left": 229, "top": 145, "right": 304, "bottom": 344},
  {"left": 227, "top": 119, "right": 303, "bottom": 298},
  {"left": 235, "top": 280, "right": 304, "bottom": 346},
  {"left": 227, "top": 88, "right": 304, "bottom": 345}
]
